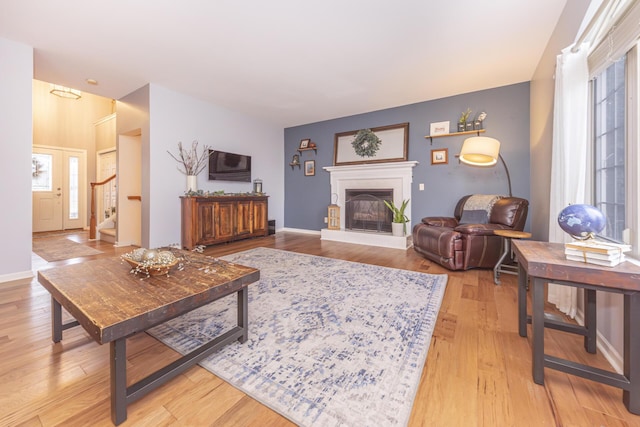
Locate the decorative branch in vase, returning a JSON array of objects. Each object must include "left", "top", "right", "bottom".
[
  {"left": 167, "top": 140, "right": 211, "bottom": 175},
  {"left": 168, "top": 141, "right": 212, "bottom": 193}
]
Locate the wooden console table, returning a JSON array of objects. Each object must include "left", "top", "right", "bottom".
[
  {"left": 38, "top": 249, "right": 260, "bottom": 425},
  {"left": 512, "top": 240, "right": 640, "bottom": 414},
  {"left": 181, "top": 195, "right": 268, "bottom": 250}
]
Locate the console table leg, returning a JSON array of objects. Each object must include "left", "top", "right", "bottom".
[
  {"left": 110, "top": 338, "right": 128, "bottom": 425},
  {"left": 518, "top": 263, "right": 528, "bottom": 337},
  {"left": 532, "top": 277, "right": 545, "bottom": 385},
  {"left": 623, "top": 292, "right": 640, "bottom": 414},
  {"left": 51, "top": 297, "right": 62, "bottom": 343},
  {"left": 237, "top": 288, "right": 248, "bottom": 344},
  {"left": 584, "top": 289, "right": 597, "bottom": 354}
]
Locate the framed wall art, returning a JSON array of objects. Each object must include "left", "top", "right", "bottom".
[
  {"left": 431, "top": 148, "right": 448, "bottom": 165},
  {"left": 299, "top": 138, "right": 310, "bottom": 149},
  {"left": 429, "top": 121, "right": 449, "bottom": 136},
  {"left": 304, "top": 160, "right": 315, "bottom": 176},
  {"left": 333, "top": 122, "right": 409, "bottom": 166}
]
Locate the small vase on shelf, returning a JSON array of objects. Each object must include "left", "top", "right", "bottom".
[{"left": 186, "top": 175, "right": 197, "bottom": 192}]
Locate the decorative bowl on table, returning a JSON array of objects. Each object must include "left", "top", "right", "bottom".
[{"left": 122, "top": 248, "right": 179, "bottom": 277}]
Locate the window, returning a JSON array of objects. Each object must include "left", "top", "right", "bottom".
[
  {"left": 593, "top": 57, "right": 626, "bottom": 242},
  {"left": 68, "top": 156, "right": 79, "bottom": 220}
]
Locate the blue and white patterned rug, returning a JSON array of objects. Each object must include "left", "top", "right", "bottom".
[{"left": 148, "top": 247, "right": 447, "bottom": 426}]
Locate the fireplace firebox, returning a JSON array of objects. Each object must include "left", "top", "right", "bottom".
[{"left": 345, "top": 189, "right": 393, "bottom": 232}]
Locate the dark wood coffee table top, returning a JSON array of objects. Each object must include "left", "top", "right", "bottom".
[
  {"left": 38, "top": 249, "right": 260, "bottom": 344},
  {"left": 512, "top": 240, "right": 640, "bottom": 291}
]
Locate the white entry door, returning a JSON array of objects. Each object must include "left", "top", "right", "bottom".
[{"left": 32, "top": 147, "right": 86, "bottom": 232}]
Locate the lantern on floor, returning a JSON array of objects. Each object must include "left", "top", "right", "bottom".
[
  {"left": 328, "top": 193, "right": 340, "bottom": 230},
  {"left": 328, "top": 204, "right": 340, "bottom": 230}
]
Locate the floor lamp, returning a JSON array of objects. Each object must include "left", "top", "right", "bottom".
[{"left": 458, "top": 136, "right": 512, "bottom": 197}]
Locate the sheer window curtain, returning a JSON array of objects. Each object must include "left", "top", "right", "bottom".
[{"left": 547, "top": 44, "right": 590, "bottom": 318}]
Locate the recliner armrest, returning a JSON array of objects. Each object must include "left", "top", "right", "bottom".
[
  {"left": 454, "top": 223, "right": 511, "bottom": 236},
  {"left": 421, "top": 217, "right": 458, "bottom": 228}
]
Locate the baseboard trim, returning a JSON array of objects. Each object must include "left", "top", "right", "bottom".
[
  {"left": 575, "top": 307, "right": 623, "bottom": 375},
  {"left": 280, "top": 227, "right": 321, "bottom": 235},
  {"left": 0, "top": 270, "right": 34, "bottom": 284}
]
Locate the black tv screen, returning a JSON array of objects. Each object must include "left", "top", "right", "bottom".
[{"left": 208, "top": 150, "right": 251, "bottom": 182}]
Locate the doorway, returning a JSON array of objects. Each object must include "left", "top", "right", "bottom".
[{"left": 32, "top": 146, "right": 86, "bottom": 232}]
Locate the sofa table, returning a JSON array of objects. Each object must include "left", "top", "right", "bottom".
[
  {"left": 37, "top": 249, "right": 260, "bottom": 425},
  {"left": 512, "top": 240, "right": 640, "bottom": 414}
]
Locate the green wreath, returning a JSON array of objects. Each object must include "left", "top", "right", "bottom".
[{"left": 352, "top": 129, "right": 381, "bottom": 157}]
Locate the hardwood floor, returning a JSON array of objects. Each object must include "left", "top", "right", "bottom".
[{"left": 2, "top": 231, "right": 638, "bottom": 426}]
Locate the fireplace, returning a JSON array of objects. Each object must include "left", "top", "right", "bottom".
[
  {"left": 345, "top": 189, "right": 393, "bottom": 232},
  {"left": 321, "top": 161, "right": 418, "bottom": 249}
]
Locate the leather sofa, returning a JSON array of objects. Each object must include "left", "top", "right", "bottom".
[{"left": 412, "top": 195, "right": 529, "bottom": 271}]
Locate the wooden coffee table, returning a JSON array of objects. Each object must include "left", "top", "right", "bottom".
[
  {"left": 513, "top": 240, "right": 640, "bottom": 414},
  {"left": 37, "top": 249, "right": 260, "bottom": 425}
]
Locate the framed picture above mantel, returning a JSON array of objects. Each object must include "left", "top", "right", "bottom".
[{"left": 333, "top": 122, "right": 409, "bottom": 166}]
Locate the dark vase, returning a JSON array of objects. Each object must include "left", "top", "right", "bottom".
[
  {"left": 457, "top": 123, "right": 465, "bottom": 132},
  {"left": 465, "top": 122, "right": 473, "bottom": 131}
]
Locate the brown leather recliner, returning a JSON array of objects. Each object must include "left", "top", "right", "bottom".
[{"left": 412, "top": 195, "right": 529, "bottom": 271}]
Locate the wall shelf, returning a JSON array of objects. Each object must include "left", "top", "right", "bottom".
[
  {"left": 424, "top": 129, "right": 486, "bottom": 145},
  {"left": 297, "top": 147, "right": 317, "bottom": 155}
]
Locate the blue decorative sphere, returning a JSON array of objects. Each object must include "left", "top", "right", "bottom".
[{"left": 557, "top": 204, "right": 606, "bottom": 240}]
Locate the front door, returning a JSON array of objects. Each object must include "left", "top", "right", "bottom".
[{"left": 32, "top": 147, "right": 86, "bottom": 232}]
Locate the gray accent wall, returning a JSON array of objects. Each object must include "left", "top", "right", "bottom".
[{"left": 284, "top": 82, "right": 531, "bottom": 232}]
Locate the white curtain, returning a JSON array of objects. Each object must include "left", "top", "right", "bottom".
[{"left": 547, "top": 44, "right": 590, "bottom": 318}]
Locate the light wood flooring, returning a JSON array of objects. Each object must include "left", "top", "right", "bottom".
[{"left": 2, "top": 231, "right": 639, "bottom": 426}]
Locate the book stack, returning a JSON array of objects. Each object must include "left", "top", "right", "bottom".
[{"left": 565, "top": 240, "right": 631, "bottom": 267}]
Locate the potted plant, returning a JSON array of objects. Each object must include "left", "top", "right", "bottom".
[
  {"left": 384, "top": 199, "right": 410, "bottom": 236},
  {"left": 458, "top": 108, "right": 472, "bottom": 132}
]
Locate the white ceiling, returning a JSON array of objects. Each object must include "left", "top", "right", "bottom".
[{"left": 0, "top": 0, "right": 570, "bottom": 128}]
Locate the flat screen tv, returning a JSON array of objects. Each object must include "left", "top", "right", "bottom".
[{"left": 208, "top": 150, "right": 251, "bottom": 182}]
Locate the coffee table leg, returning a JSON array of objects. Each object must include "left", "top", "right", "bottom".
[
  {"left": 51, "top": 297, "right": 63, "bottom": 343},
  {"left": 518, "top": 264, "right": 527, "bottom": 337},
  {"left": 584, "top": 289, "right": 597, "bottom": 354},
  {"left": 532, "top": 277, "right": 545, "bottom": 385},
  {"left": 110, "top": 338, "right": 128, "bottom": 425},
  {"left": 623, "top": 292, "right": 640, "bottom": 414},
  {"left": 237, "top": 288, "right": 248, "bottom": 343}
]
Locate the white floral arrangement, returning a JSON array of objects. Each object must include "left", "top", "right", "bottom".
[{"left": 122, "top": 248, "right": 179, "bottom": 277}]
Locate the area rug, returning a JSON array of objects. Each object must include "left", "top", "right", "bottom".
[
  {"left": 148, "top": 247, "right": 447, "bottom": 426},
  {"left": 32, "top": 236, "right": 103, "bottom": 261}
]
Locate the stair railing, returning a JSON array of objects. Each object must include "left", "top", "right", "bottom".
[{"left": 90, "top": 174, "right": 116, "bottom": 239}]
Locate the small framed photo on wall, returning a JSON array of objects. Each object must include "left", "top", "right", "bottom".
[
  {"left": 429, "top": 121, "right": 449, "bottom": 136},
  {"left": 304, "top": 160, "right": 315, "bottom": 176},
  {"left": 431, "top": 148, "right": 448, "bottom": 165},
  {"left": 299, "top": 138, "right": 310, "bottom": 149}
]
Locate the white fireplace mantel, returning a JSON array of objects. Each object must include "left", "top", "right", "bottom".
[{"left": 321, "top": 161, "right": 418, "bottom": 249}]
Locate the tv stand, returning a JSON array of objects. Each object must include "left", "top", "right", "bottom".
[{"left": 180, "top": 195, "right": 269, "bottom": 249}]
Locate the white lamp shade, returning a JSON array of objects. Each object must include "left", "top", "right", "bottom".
[{"left": 459, "top": 136, "right": 500, "bottom": 166}]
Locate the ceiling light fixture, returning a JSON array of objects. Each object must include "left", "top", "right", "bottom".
[{"left": 50, "top": 84, "right": 82, "bottom": 100}]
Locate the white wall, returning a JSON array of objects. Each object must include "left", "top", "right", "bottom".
[
  {"left": 0, "top": 38, "right": 33, "bottom": 282},
  {"left": 116, "top": 85, "right": 150, "bottom": 246},
  {"left": 147, "top": 84, "right": 284, "bottom": 248}
]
